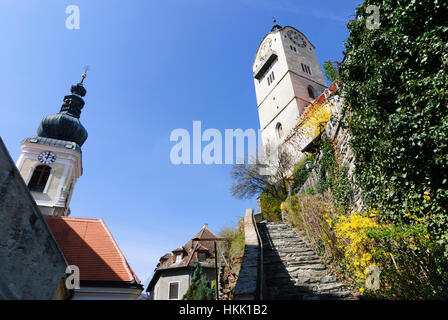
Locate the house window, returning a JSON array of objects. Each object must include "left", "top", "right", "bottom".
[
  {"left": 169, "top": 282, "right": 179, "bottom": 300},
  {"left": 276, "top": 123, "right": 284, "bottom": 139},
  {"left": 307, "top": 86, "right": 315, "bottom": 99},
  {"left": 28, "top": 165, "right": 51, "bottom": 193},
  {"left": 175, "top": 254, "right": 182, "bottom": 264},
  {"left": 198, "top": 253, "right": 206, "bottom": 262}
]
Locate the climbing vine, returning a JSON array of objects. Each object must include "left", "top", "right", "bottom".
[
  {"left": 340, "top": 0, "right": 448, "bottom": 251},
  {"left": 317, "top": 140, "right": 352, "bottom": 211}
]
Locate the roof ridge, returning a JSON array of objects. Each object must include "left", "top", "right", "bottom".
[
  {"left": 47, "top": 216, "right": 102, "bottom": 222},
  {"left": 99, "top": 219, "right": 137, "bottom": 283}
]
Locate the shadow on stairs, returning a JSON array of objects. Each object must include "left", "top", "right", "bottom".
[{"left": 257, "top": 221, "right": 353, "bottom": 300}]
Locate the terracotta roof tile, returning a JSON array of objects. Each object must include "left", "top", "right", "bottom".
[
  {"left": 155, "top": 225, "right": 218, "bottom": 271},
  {"left": 44, "top": 216, "right": 140, "bottom": 283}
]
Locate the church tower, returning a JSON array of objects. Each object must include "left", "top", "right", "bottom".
[
  {"left": 253, "top": 23, "right": 327, "bottom": 147},
  {"left": 15, "top": 74, "right": 89, "bottom": 217}
]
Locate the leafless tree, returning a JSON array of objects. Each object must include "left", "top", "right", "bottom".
[{"left": 230, "top": 139, "right": 298, "bottom": 200}]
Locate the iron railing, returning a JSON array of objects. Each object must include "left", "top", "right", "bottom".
[{"left": 252, "top": 212, "right": 264, "bottom": 300}]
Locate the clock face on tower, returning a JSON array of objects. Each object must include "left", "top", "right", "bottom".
[
  {"left": 287, "top": 30, "right": 307, "bottom": 48},
  {"left": 258, "top": 38, "right": 273, "bottom": 62},
  {"left": 38, "top": 151, "right": 57, "bottom": 165}
]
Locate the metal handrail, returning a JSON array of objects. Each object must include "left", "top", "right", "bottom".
[{"left": 251, "top": 212, "right": 263, "bottom": 300}]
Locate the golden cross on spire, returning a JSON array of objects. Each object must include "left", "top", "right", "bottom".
[{"left": 81, "top": 65, "right": 90, "bottom": 83}]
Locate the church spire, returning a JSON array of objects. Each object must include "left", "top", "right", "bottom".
[
  {"left": 37, "top": 72, "right": 89, "bottom": 147},
  {"left": 271, "top": 17, "right": 282, "bottom": 32}
]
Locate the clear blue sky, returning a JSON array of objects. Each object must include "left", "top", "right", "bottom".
[{"left": 0, "top": 0, "right": 362, "bottom": 287}]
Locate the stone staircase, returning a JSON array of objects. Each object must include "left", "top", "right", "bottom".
[{"left": 258, "top": 221, "right": 353, "bottom": 300}]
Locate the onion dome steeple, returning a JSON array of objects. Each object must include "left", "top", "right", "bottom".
[{"left": 37, "top": 71, "right": 89, "bottom": 147}]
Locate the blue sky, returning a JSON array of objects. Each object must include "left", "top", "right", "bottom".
[{"left": 0, "top": 0, "right": 362, "bottom": 287}]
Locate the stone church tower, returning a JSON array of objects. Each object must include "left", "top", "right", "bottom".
[
  {"left": 15, "top": 75, "right": 89, "bottom": 217},
  {"left": 253, "top": 23, "right": 327, "bottom": 148}
]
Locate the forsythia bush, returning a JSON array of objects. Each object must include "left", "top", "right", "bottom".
[
  {"left": 285, "top": 193, "right": 448, "bottom": 298},
  {"left": 298, "top": 100, "right": 333, "bottom": 140},
  {"left": 325, "top": 208, "right": 379, "bottom": 292}
]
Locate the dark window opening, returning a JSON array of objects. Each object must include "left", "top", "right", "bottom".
[
  {"left": 276, "top": 123, "right": 284, "bottom": 139},
  {"left": 307, "top": 86, "right": 315, "bottom": 99},
  {"left": 169, "top": 282, "right": 179, "bottom": 300},
  {"left": 28, "top": 165, "right": 51, "bottom": 193}
]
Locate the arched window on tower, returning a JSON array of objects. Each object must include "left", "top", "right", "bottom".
[
  {"left": 276, "top": 122, "right": 284, "bottom": 139},
  {"left": 307, "top": 86, "right": 315, "bottom": 99},
  {"left": 28, "top": 165, "right": 51, "bottom": 193}
]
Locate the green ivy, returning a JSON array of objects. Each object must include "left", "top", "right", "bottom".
[
  {"left": 291, "top": 155, "right": 315, "bottom": 195},
  {"left": 340, "top": 0, "right": 448, "bottom": 249},
  {"left": 318, "top": 140, "right": 352, "bottom": 210},
  {"left": 260, "top": 191, "right": 286, "bottom": 222},
  {"left": 323, "top": 61, "right": 340, "bottom": 83}
]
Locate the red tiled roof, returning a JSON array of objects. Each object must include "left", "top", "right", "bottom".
[
  {"left": 156, "top": 224, "right": 218, "bottom": 270},
  {"left": 44, "top": 216, "right": 140, "bottom": 283}
]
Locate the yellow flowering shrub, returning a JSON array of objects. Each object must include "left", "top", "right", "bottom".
[
  {"left": 297, "top": 100, "right": 333, "bottom": 140},
  {"left": 285, "top": 192, "right": 448, "bottom": 298},
  {"left": 325, "top": 207, "right": 379, "bottom": 290}
]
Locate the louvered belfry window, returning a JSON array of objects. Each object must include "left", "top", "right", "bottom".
[{"left": 28, "top": 165, "right": 51, "bottom": 192}]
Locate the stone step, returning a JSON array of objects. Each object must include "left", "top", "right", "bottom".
[
  {"left": 268, "top": 241, "right": 306, "bottom": 247},
  {"left": 273, "top": 247, "right": 314, "bottom": 254},
  {"left": 258, "top": 220, "right": 352, "bottom": 300},
  {"left": 315, "top": 282, "right": 346, "bottom": 292},
  {"left": 263, "top": 250, "right": 317, "bottom": 258},
  {"left": 294, "top": 275, "right": 337, "bottom": 285}
]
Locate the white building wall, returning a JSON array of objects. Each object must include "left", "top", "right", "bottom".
[
  {"left": 253, "top": 26, "right": 328, "bottom": 151},
  {"left": 154, "top": 271, "right": 191, "bottom": 300},
  {"left": 15, "top": 141, "right": 82, "bottom": 216}
]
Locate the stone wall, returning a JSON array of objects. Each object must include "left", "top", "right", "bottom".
[
  {"left": 298, "top": 94, "right": 363, "bottom": 211},
  {"left": 0, "top": 138, "right": 68, "bottom": 299},
  {"left": 233, "top": 208, "right": 260, "bottom": 300}
]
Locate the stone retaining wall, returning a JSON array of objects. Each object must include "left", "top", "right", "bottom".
[
  {"left": 233, "top": 208, "right": 260, "bottom": 300},
  {"left": 0, "top": 138, "right": 68, "bottom": 299},
  {"left": 299, "top": 94, "right": 363, "bottom": 212}
]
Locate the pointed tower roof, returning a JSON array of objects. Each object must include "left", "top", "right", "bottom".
[{"left": 36, "top": 73, "right": 89, "bottom": 147}]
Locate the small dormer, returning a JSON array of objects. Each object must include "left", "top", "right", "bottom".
[{"left": 172, "top": 247, "right": 185, "bottom": 264}]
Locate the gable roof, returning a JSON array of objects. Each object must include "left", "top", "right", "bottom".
[
  {"left": 44, "top": 216, "right": 140, "bottom": 284},
  {"left": 148, "top": 224, "right": 218, "bottom": 291}
]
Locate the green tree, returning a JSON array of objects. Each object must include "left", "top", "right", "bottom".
[
  {"left": 340, "top": 0, "right": 448, "bottom": 249},
  {"left": 323, "top": 61, "right": 340, "bottom": 83},
  {"left": 183, "top": 262, "right": 215, "bottom": 300}
]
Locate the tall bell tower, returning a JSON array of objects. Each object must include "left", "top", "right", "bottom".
[
  {"left": 15, "top": 73, "right": 89, "bottom": 216},
  {"left": 253, "top": 23, "right": 327, "bottom": 148}
]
